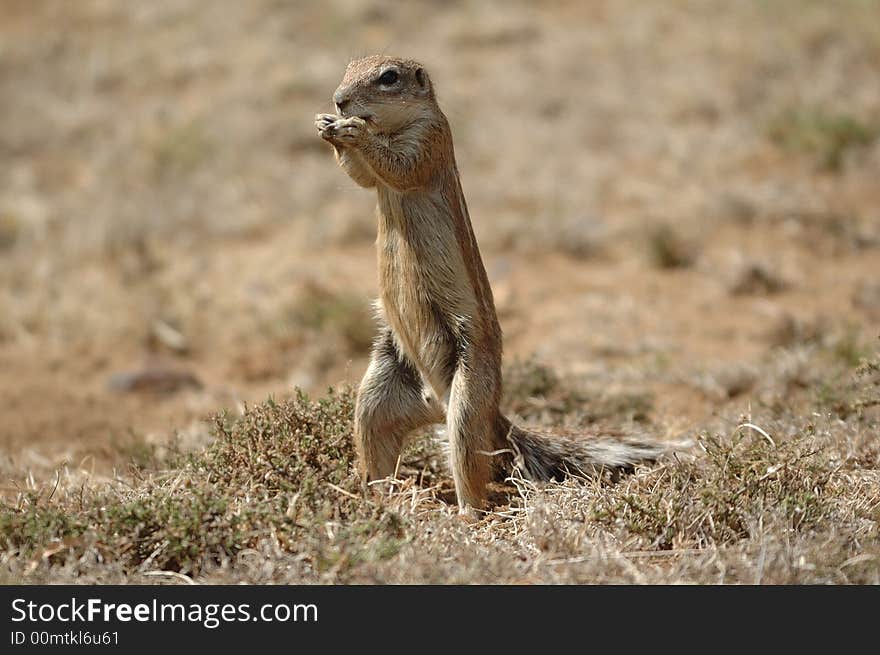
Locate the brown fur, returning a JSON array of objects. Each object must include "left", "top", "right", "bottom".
[{"left": 315, "top": 56, "right": 662, "bottom": 510}]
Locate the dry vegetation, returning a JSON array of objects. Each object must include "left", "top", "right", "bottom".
[
  {"left": 1, "top": 0, "right": 879, "bottom": 584},
  {"left": 2, "top": 348, "right": 879, "bottom": 584}
]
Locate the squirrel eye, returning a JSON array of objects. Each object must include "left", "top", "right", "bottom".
[{"left": 377, "top": 69, "right": 399, "bottom": 85}]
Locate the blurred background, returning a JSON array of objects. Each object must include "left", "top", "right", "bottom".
[{"left": 2, "top": 0, "right": 879, "bottom": 472}]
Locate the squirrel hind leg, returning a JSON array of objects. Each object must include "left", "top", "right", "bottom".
[
  {"left": 354, "top": 329, "right": 442, "bottom": 488},
  {"left": 444, "top": 367, "right": 504, "bottom": 510}
]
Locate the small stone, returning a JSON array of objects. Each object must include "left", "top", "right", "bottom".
[{"left": 108, "top": 365, "right": 202, "bottom": 394}]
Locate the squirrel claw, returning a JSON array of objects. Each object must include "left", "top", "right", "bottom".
[{"left": 316, "top": 114, "right": 366, "bottom": 145}]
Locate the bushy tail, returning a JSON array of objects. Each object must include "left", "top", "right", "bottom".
[{"left": 503, "top": 420, "right": 665, "bottom": 482}]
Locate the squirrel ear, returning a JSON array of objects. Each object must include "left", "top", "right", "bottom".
[{"left": 414, "top": 67, "right": 428, "bottom": 92}]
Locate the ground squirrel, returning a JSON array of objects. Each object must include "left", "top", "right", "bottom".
[{"left": 315, "top": 56, "right": 662, "bottom": 510}]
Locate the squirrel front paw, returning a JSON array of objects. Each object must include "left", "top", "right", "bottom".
[{"left": 315, "top": 114, "right": 367, "bottom": 146}]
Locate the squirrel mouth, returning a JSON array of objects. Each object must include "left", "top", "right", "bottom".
[{"left": 337, "top": 107, "right": 373, "bottom": 123}]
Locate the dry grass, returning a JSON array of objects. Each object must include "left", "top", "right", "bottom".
[
  {"left": 768, "top": 109, "right": 880, "bottom": 172},
  {"left": 646, "top": 225, "right": 700, "bottom": 270},
  {"left": 503, "top": 357, "right": 654, "bottom": 425},
  {"left": 2, "top": 346, "right": 878, "bottom": 584}
]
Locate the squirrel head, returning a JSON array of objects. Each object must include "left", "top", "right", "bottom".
[{"left": 332, "top": 56, "right": 436, "bottom": 134}]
